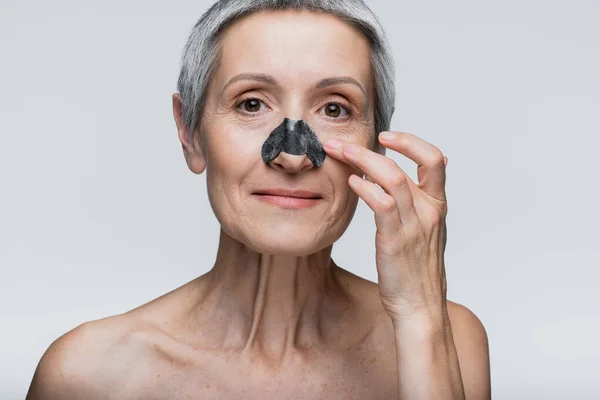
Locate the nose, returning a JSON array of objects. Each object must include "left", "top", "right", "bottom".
[{"left": 269, "top": 151, "right": 314, "bottom": 173}]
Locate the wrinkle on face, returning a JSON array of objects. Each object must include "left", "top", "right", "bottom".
[
  {"left": 198, "top": 8, "right": 375, "bottom": 254},
  {"left": 209, "top": 10, "right": 375, "bottom": 138},
  {"left": 171, "top": 9, "right": 386, "bottom": 365}
]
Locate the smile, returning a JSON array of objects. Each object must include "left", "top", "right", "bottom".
[
  {"left": 254, "top": 194, "right": 322, "bottom": 209},
  {"left": 253, "top": 188, "right": 323, "bottom": 209}
]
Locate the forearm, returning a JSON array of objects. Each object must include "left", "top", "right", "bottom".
[{"left": 393, "top": 313, "right": 465, "bottom": 400}]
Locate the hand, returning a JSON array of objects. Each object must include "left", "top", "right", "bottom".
[{"left": 322, "top": 132, "right": 449, "bottom": 323}]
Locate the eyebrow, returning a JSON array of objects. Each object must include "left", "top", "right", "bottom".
[{"left": 221, "top": 73, "right": 368, "bottom": 102}]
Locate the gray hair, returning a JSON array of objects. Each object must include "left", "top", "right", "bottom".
[{"left": 176, "top": 0, "right": 395, "bottom": 154}]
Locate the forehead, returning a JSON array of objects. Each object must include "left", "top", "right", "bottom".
[{"left": 214, "top": 9, "right": 373, "bottom": 93}]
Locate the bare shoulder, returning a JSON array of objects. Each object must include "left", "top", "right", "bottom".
[
  {"left": 360, "top": 279, "right": 491, "bottom": 399},
  {"left": 446, "top": 300, "right": 490, "bottom": 364},
  {"left": 446, "top": 300, "right": 491, "bottom": 400},
  {"left": 446, "top": 300, "right": 489, "bottom": 342},
  {"left": 26, "top": 315, "right": 141, "bottom": 400}
]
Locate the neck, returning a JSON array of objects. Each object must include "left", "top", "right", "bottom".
[{"left": 190, "top": 227, "right": 354, "bottom": 366}]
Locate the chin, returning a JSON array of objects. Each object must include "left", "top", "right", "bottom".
[{"left": 241, "top": 224, "right": 334, "bottom": 256}]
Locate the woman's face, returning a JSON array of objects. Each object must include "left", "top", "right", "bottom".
[{"left": 187, "top": 9, "right": 375, "bottom": 255}]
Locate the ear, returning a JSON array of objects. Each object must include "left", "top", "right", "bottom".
[{"left": 172, "top": 93, "right": 206, "bottom": 174}]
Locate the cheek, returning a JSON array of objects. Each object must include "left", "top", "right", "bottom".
[
  {"left": 205, "top": 122, "right": 266, "bottom": 171},
  {"left": 326, "top": 157, "right": 361, "bottom": 207},
  {"left": 203, "top": 124, "right": 261, "bottom": 229}
]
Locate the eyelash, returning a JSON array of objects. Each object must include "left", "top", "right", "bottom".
[{"left": 235, "top": 97, "right": 353, "bottom": 120}]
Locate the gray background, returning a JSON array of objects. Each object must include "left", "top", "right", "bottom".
[{"left": 1, "top": 0, "right": 599, "bottom": 398}]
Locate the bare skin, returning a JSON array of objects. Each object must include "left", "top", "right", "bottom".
[
  {"left": 98, "top": 264, "right": 400, "bottom": 399},
  {"left": 28, "top": 264, "right": 469, "bottom": 400},
  {"left": 26, "top": 9, "right": 490, "bottom": 400}
]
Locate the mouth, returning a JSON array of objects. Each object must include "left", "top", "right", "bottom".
[
  {"left": 254, "top": 189, "right": 322, "bottom": 199},
  {"left": 253, "top": 188, "right": 323, "bottom": 209}
]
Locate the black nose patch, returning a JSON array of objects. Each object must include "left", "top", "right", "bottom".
[{"left": 261, "top": 118, "right": 326, "bottom": 168}]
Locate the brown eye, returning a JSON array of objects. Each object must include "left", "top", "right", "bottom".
[
  {"left": 240, "top": 98, "right": 265, "bottom": 113},
  {"left": 321, "top": 103, "right": 349, "bottom": 119},
  {"left": 326, "top": 104, "right": 340, "bottom": 117}
]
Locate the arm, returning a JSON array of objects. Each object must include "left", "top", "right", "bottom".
[
  {"left": 321, "top": 131, "right": 488, "bottom": 398},
  {"left": 392, "top": 303, "right": 490, "bottom": 400}
]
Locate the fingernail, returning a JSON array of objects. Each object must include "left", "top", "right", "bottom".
[
  {"left": 379, "top": 131, "right": 397, "bottom": 141},
  {"left": 324, "top": 138, "right": 342, "bottom": 149}
]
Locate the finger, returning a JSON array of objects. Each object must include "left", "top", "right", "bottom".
[
  {"left": 340, "top": 142, "right": 419, "bottom": 227},
  {"left": 322, "top": 138, "right": 364, "bottom": 175},
  {"left": 324, "top": 138, "right": 419, "bottom": 227},
  {"left": 378, "top": 131, "right": 447, "bottom": 203},
  {"left": 347, "top": 174, "right": 404, "bottom": 237},
  {"left": 324, "top": 140, "right": 388, "bottom": 194},
  {"left": 365, "top": 174, "right": 385, "bottom": 191},
  {"left": 325, "top": 138, "right": 416, "bottom": 191},
  {"left": 323, "top": 138, "right": 355, "bottom": 164}
]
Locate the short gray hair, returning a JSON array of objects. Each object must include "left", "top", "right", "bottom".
[{"left": 176, "top": 0, "right": 395, "bottom": 153}]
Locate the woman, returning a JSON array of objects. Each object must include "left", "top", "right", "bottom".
[{"left": 27, "top": 0, "right": 490, "bottom": 399}]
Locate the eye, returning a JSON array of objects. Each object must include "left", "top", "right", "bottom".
[
  {"left": 236, "top": 97, "right": 267, "bottom": 114},
  {"left": 319, "top": 103, "right": 351, "bottom": 119}
]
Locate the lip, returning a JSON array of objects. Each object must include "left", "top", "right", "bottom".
[
  {"left": 254, "top": 188, "right": 322, "bottom": 199},
  {"left": 253, "top": 188, "right": 323, "bottom": 209}
]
